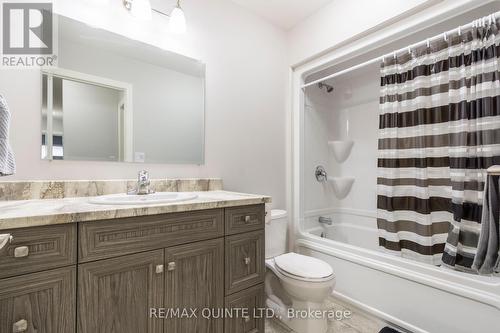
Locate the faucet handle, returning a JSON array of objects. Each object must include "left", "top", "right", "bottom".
[{"left": 138, "top": 170, "right": 149, "bottom": 182}]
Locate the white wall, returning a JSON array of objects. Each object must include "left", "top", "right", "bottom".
[
  {"left": 287, "top": 0, "right": 435, "bottom": 66},
  {"left": 0, "top": 0, "right": 288, "bottom": 208}
]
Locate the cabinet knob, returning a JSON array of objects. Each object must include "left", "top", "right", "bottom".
[
  {"left": 167, "top": 262, "right": 176, "bottom": 271},
  {"left": 14, "top": 246, "right": 29, "bottom": 258},
  {"left": 243, "top": 315, "right": 251, "bottom": 323},
  {"left": 12, "top": 319, "right": 27, "bottom": 332},
  {"left": 244, "top": 215, "right": 251, "bottom": 223},
  {"left": 244, "top": 257, "right": 251, "bottom": 265},
  {"left": 155, "top": 264, "right": 164, "bottom": 274}
]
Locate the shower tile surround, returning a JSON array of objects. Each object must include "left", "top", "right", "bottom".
[{"left": 0, "top": 178, "right": 223, "bottom": 201}]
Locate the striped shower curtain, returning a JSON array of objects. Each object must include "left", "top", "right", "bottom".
[{"left": 377, "top": 18, "right": 500, "bottom": 271}]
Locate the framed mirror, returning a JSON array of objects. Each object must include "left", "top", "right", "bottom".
[{"left": 41, "top": 15, "right": 205, "bottom": 164}]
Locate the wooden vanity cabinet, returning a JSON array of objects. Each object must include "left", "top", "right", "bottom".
[{"left": 0, "top": 204, "right": 266, "bottom": 333}]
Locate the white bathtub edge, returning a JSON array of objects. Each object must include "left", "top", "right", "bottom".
[
  {"left": 332, "top": 290, "right": 429, "bottom": 333},
  {"left": 295, "top": 237, "right": 500, "bottom": 311}
]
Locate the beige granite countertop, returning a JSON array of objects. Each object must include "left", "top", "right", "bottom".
[{"left": 0, "top": 191, "right": 271, "bottom": 230}]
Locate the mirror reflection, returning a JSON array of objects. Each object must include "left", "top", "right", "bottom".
[{"left": 41, "top": 15, "right": 205, "bottom": 164}]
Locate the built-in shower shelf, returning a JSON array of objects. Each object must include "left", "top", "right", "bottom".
[
  {"left": 328, "top": 176, "right": 355, "bottom": 199},
  {"left": 328, "top": 140, "right": 354, "bottom": 163}
]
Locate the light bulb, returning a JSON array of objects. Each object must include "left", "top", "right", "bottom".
[
  {"left": 169, "top": 6, "right": 186, "bottom": 34},
  {"left": 130, "top": 0, "right": 152, "bottom": 20}
]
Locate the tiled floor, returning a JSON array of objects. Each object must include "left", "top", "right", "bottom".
[{"left": 265, "top": 297, "right": 386, "bottom": 333}]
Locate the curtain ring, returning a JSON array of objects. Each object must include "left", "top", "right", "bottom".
[
  {"left": 408, "top": 46, "right": 411, "bottom": 55},
  {"left": 443, "top": 32, "right": 447, "bottom": 42},
  {"left": 426, "top": 39, "right": 430, "bottom": 48},
  {"left": 393, "top": 51, "right": 397, "bottom": 60},
  {"left": 458, "top": 25, "right": 461, "bottom": 36}
]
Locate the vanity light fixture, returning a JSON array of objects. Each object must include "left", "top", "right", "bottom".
[
  {"left": 169, "top": 0, "right": 187, "bottom": 34},
  {"left": 123, "top": 0, "right": 152, "bottom": 20},
  {"left": 123, "top": 0, "right": 187, "bottom": 34}
]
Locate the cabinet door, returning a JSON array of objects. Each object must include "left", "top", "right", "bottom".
[
  {"left": 225, "top": 231, "right": 265, "bottom": 295},
  {"left": 0, "top": 266, "right": 76, "bottom": 333},
  {"left": 78, "top": 250, "right": 164, "bottom": 333},
  {"left": 224, "top": 285, "right": 265, "bottom": 333},
  {"left": 165, "top": 238, "right": 224, "bottom": 333}
]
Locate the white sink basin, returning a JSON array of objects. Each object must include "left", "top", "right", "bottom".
[{"left": 89, "top": 192, "right": 198, "bottom": 205}]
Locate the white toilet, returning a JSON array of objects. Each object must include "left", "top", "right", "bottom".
[{"left": 265, "top": 209, "right": 336, "bottom": 333}]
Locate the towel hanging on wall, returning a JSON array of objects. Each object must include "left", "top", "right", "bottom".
[{"left": 0, "top": 94, "right": 16, "bottom": 176}]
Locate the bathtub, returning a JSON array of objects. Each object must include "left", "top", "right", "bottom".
[{"left": 295, "top": 210, "right": 500, "bottom": 333}]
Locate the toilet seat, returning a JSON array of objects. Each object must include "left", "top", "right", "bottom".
[{"left": 273, "top": 253, "right": 334, "bottom": 282}]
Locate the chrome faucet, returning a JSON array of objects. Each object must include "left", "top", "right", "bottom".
[
  {"left": 130, "top": 170, "right": 155, "bottom": 195},
  {"left": 318, "top": 216, "right": 333, "bottom": 225}
]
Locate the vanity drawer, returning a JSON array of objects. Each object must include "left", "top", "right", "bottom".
[
  {"left": 224, "top": 284, "right": 265, "bottom": 333},
  {"left": 225, "top": 230, "right": 265, "bottom": 295},
  {"left": 79, "top": 208, "right": 224, "bottom": 262},
  {"left": 0, "top": 224, "right": 76, "bottom": 279},
  {"left": 225, "top": 204, "right": 265, "bottom": 235}
]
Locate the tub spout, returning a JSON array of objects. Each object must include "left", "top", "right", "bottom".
[{"left": 318, "top": 216, "right": 333, "bottom": 225}]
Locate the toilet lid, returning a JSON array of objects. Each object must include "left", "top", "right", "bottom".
[{"left": 274, "top": 253, "right": 334, "bottom": 279}]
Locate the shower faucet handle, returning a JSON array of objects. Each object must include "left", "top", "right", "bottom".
[{"left": 315, "top": 166, "right": 328, "bottom": 182}]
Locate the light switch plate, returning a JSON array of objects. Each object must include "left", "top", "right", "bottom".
[{"left": 134, "top": 152, "right": 145, "bottom": 163}]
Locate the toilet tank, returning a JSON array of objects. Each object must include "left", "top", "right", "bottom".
[{"left": 265, "top": 209, "right": 288, "bottom": 259}]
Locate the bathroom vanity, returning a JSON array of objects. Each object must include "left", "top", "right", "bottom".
[{"left": 0, "top": 183, "right": 269, "bottom": 333}]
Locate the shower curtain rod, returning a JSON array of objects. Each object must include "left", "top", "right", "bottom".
[{"left": 301, "top": 10, "right": 500, "bottom": 89}]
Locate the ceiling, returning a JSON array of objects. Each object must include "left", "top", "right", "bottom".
[{"left": 229, "top": 0, "right": 335, "bottom": 30}]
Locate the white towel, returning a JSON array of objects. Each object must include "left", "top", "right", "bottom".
[{"left": 0, "top": 94, "right": 15, "bottom": 176}]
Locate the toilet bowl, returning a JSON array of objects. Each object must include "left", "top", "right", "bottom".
[{"left": 265, "top": 209, "right": 335, "bottom": 333}]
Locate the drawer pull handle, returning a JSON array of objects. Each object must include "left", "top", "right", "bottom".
[
  {"left": 244, "top": 257, "right": 251, "bottom": 265},
  {"left": 14, "top": 246, "right": 29, "bottom": 258},
  {"left": 12, "top": 319, "right": 27, "bottom": 332},
  {"left": 244, "top": 216, "right": 251, "bottom": 223},
  {"left": 156, "top": 264, "right": 164, "bottom": 274},
  {"left": 167, "top": 262, "right": 176, "bottom": 271},
  {"left": 243, "top": 315, "right": 250, "bottom": 323}
]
